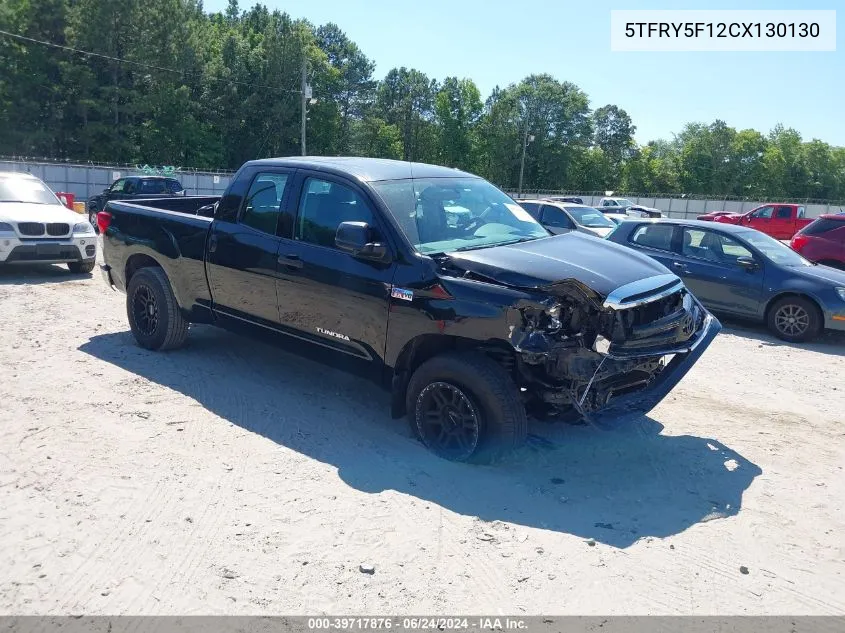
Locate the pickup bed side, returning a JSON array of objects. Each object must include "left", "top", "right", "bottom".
[{"left": 100, "top": 198, "right": 219, "bottom": 323}]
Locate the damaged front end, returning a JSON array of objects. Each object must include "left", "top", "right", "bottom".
[{"left": 507, "top": 274, "right": 721, "bottom": 419}]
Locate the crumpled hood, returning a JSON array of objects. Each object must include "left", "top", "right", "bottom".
[
  {"left": 0, "top": 202, "right": 82, "bottom": 224},
  {"left": 445, "top": 232, "right": 675, "bottom": 298}
]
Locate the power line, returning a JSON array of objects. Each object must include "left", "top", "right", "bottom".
[{"left": 0, "top": 28, "right": 303, "bottom": 94}]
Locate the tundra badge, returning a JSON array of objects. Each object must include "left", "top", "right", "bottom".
[{"left": 316, "top": 327, "right": 350, "bottom": 342}]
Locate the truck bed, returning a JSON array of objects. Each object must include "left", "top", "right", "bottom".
[{"left": 100, "top": 199, "right": 215, "bottom": 320}]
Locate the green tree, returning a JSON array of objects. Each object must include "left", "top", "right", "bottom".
[
  {"left": 377, "top": 67, "right": 437, "bottom": 161},
  {"left": 434, "top": 77, "right": 482, "bottom": 171}
]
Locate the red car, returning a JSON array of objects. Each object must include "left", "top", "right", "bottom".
[
  {"left": 697, "top": 211, "right": 734, "bottom": 221},
  {"left": 705, "top": 203, "right": 813, "bottom": 240},
  {"left": 790, "top": 214, "right": 845, "bottom": 270}
]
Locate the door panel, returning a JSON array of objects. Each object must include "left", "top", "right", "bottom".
[
  {"left": 673, "top": 227, "right": 763, "bottom": 316},
  {"left": 746, "top": 205, "right": 774, "bottom": 234},
  {"left": 206, "top": 170, "right": 293, "bottom": 324},
  {"left": 275, "top": 172, "right": 395, "bottom": 362},
  {"left": 627, "top": 223, "right": 678, "bottom": 269}
]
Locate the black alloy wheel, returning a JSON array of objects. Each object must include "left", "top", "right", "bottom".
[{"left": 415, "top": 381, "right": 481, "bottom": 461}]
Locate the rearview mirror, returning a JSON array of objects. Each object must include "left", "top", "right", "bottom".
[
  {"left": 736, "top": 256, "right": 758, "bottom": 271},
  {"left": 335, "top": 221, "right": 390, "bottom": 262}
]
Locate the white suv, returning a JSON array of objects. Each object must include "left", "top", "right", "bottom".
[{"left": 0, "top": 171, "right": 96, "bottom": 273}]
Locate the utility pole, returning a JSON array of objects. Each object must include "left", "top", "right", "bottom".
[
  {"left": 518, "top": 123, "right": 533, "bottom": 198},
  {"left": 300, "top": 57, "right": 307, "bottom": 156}
]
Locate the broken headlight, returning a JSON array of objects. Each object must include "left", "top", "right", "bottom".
[{"left": 546, "top": 304, "right": 562, "bottom": 331}]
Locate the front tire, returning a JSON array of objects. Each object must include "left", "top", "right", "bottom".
[
  {"left": 767, "top": 296, "right": 822, "bottom": 343},
  {"left": 406, "top": 352, "right": 528, "bottom": 462},
  {"left": 126, "top": 267, "right": 189, "bottom": 350},
  {"left": 68, "top": 260, "right": 95, "bottom": 274},
  {"left": 89, "top": 208, "right": 99, "bottom": 234}
]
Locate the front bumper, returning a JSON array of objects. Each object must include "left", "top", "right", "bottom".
[
  {"left": 0, "top": 235, "right": 96, "bottom": 264},
  {"left": 594, "top": 311, "right": 721, "bottom": 418},
  {"left": 825, "top": 312, "right": 845, "bottom": 332}
]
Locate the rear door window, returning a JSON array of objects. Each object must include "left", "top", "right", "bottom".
[
  {"left": 630, "top": 223, "right": 675, "bottom": 252},
  {"left": 540, "top": 205, "right": 576, "bottom": 229},
  {"left": 801, "top": 218, "right": 845, "bottom": 236},
  {"left": 775, "top": 206, "right": 792, "bottom": 219},
  {"left": 240, "top": 172, "right": 290, "bottom": 235},
  {"left": 518, "top": 201, "right": 542, "bottom": 219},
  {"left": 139, "top": 179, "right": 167, "bottom": 194}
]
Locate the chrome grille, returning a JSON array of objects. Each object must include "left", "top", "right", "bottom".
[{"left": 18, "top": 222, "right": 45, "bottom": 236}]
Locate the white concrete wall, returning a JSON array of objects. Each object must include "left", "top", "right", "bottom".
[{"left": 0, "top": 159, "right": 234, "bottom": 202}]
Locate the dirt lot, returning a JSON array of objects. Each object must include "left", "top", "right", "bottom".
[{"left": 0, "top": 262, "right": 843, "bottom": 616}]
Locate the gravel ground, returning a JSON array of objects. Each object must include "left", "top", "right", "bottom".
[{"left": 0, "top": 262, "right": 843, "bottom": 615}]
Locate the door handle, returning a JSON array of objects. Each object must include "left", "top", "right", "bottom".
[
  {"left": 671, "top": 261, "right": 686, "bottom": 272},
  {"left": 278, "top": 254, "right": 303, "bottom": 269},
  {"left": 208, "top": 234, "right": 218, "bottom": 253}
]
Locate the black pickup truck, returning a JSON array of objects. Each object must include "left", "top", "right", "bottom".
[{"left": 99, "top": 157, "right": 720, "bottom": 462}]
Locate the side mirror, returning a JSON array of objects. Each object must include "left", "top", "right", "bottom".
[
  {"left": 736, "top": 256, "right": 758, "bottom": 271},
  {"left": 335, "top": 221, "right": 390, "bottom": 262}
]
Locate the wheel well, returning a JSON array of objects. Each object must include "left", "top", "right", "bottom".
[
  {"left": 125, "top": 254, "right": 161, "bottom": 285},
  {"left": 389, "top": 334, "right": 518, "bottom": 418},
  {"left": 764, "top": 292, "right": 823, "bottom": 322}
]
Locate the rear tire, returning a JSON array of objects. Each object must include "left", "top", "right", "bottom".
[
  {"left": 126, "top": 267, "right": 189, "bottom": 350},
  {"left": 767, "top": 296, "right": 822, "bottom": 343},
  {"left": 406, "top": 352, "right": 528, "bottom": 463},
  {"left": 68, "top": 260, "right": 95, "bottom": 274}
]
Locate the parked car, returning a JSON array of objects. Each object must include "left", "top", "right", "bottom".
[
  {"left": 598, "top": 197, "right": 663, "bottom": 218},
  {"left": 88, "top": 176, "right": 185, "bottom": 230},
  {"left": 696, "top": 211, "right": 735, "bottom": 221},
  {"left": 710, "top": 203, "right": 813, "bottom": 240},
  {"left": 790, "top": 214, "right": 845, "bottom": 270},
  {"left": 607, "top": 219, "right": 845, "bottom": 342},
  {"left": 0, "top": 171, "right": 96, "bottom": 273},
  {"left": 99, "top": 157, "right": 719, "bottom": 462},
  {"left": 519, "top": 200, "right": 617, "bottom": 237},
  {"left": 543, "top": 195, "right": 584, "bottom": 204}
]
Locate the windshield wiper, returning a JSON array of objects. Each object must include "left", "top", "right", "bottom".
[{"left": 452, "top": 236, "right": 538, "bottom": 252}]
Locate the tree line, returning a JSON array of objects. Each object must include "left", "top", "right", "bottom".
[{"left": 2, "top": 0, "right": 844, "bottom": 200}]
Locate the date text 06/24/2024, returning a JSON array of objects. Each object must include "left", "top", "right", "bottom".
[{"left": 306, "top": 617, "right": 528, "bottom": 630}]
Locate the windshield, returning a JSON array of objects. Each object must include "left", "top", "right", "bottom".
[
  {"left": 0, "top": 175, "right": 60, "bottom": 205},
  {"left": 564, "top": 206, "right": 615, "bottom": 228},
  {"left": 371, "top": 177, "right": 550, "bottom": 254},
  {"left": 739, "top": 230, "right": 813, "bottom": 267}
]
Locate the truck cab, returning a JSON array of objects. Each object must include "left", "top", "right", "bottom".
[{"left": 715, "top": 203, "right": 812, "bottom": 240}]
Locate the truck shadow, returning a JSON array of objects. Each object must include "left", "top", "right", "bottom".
[{"left": 80, "top": 326, "right": 761, "bottom": 549}]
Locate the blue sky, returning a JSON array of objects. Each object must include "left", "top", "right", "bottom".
[{"left": 206, "top": 0, "right": 843, "bottom": 146}]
